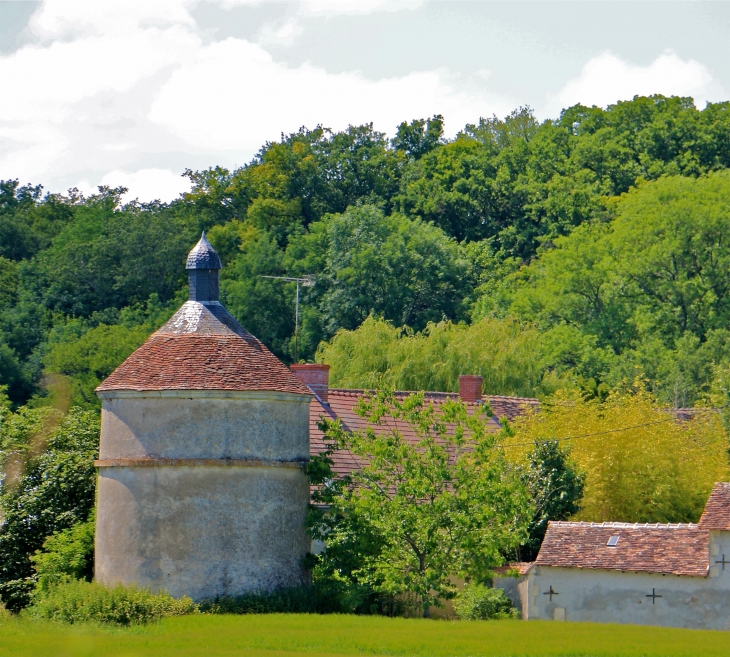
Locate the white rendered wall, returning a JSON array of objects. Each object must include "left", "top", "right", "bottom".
[
  {"left": 95, "top": 390, "right": 312, "bottom": 601},
  {"left": 516, "top": 551, "right": 730, "bottom": 630}
]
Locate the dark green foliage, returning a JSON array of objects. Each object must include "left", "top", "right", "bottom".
[
  {"left": 453, "top": 584, "right": 520, "bottom": 621},
  {"left": 198, "top": 581, "right": 358, "bottom": 616},
  {"left": 0, "top": 407, "right": 99, "bottom": 610},
  {"left": 26, "top": 580, "right": 194, "bottom": 625},
  {"left": 3, "top": 94, "right": 730, "bottom": 400},
  {"left": 30, "top": 189, "right": 197, "bottom": 317},
  {"left": 517, "top": 441, "right": 585, "bottom": 561},
  {"left": 393, "top": 115, "right": 445, "bottom": 159}
]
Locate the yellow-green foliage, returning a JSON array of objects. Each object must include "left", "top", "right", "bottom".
[
  {"left": 317, "top": 316, "right": 558, "bottom": 397},
  {"left": 506, "top": 388, "right": 729, "bottom": 523},
  {"left": 2, "top": 613, "right": 730, "bottom": 657},
  {"left": 26, "top": 580, "right": 195, "bottom": 626}
]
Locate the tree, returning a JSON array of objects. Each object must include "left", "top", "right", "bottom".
[
  {"left": 506, "top": 388, "right": 729, "bottom": 524},
  {"left": 289, "top": 205, "right": 470, "bottom": 338},
  {"left": 501, "top": 171, "right": 730, "bottom": 406},
  {"left": 317, "top": 315, "right": 560, "bottom": 398},
  {"left": 517, "top": 440, "right": 585, "bottom": 561},
  {"left": 310, "top": 390, "right": 530, "bottom": 617},
  {"left": 393, "top": 115, "right": 444, "bottom": 159},
  {"left": 0, "top": 406, "right": 98, "bottom": 609}
]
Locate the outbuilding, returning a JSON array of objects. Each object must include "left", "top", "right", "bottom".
[{"left": 496, "top": 483, "right": 730, "bottom": 630}]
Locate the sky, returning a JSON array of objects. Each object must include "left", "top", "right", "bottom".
[{"left": 1, "top": 0, "right": 729, "bottom": 203}]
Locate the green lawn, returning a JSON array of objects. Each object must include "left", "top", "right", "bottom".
[{"left": 1, "top": 614, "right": 729, "bottom": 657}]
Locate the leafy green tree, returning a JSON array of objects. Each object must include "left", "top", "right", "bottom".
[
  {"left": 289, "top": 205, "right": 469, "bottom": 337},
  {"left": 317, "top": 315, "right": 561, "bottom": 397},
  {"left": 30, "top": 515, "right": 95, "bottom": 597},
  {"left": 0, "top": 406, "right": 98, "bottom": 610},
  {"left": 507, "top": 388, "right": 728, "bottom": 524},
  {"left": 311, "top": 390, "right": 530, "bottom": 617},
  {"left": 218, "top": 225, "right": 298, "bottom": 359},
  {"left": 31, "top": 188, "right": 196, "bottom": 317},
  {"left": 501, "top": 171, "right": 730, "bottom": 405},
  {"left": 393, "top": 115, "right": 444, "bottom": 159},
  {"left": 517, "top": 440, "right": 585, "bottom": 561}
]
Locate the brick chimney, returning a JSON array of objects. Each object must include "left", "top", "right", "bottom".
[
  {"left": 290, "top": 364, "right": 330, "bottom": 402},
  {"left": 458, "top": 375, "right": 483, "bottom": 403}
]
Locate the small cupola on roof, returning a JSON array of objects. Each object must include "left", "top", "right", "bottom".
[{"left": 187, "top": 232, "right": 222, "bottom": 303}]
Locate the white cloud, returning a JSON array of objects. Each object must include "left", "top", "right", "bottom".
[
  {"left": 299, "top": 0, "right": 422, "bottom": 15},
  {"left": 0, "top": 0, "right": 514, "bottom": 201},
  {"left": 76, "top": 168, "right": 191, "bottom": 204},
  {"left": 545, "top": 51, "right": 725, "bottom": 117},
  {"left": 259, "top": 18, "right": 304, "bottom": 45},
  {"left": 213, "top": 0, "right": 422, "bottom": 15},
  {"left": 148, "top": 39, "right": 512, "bottom": 151}
]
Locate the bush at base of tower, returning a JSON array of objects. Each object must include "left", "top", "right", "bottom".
[{"left": 26, "top": 581, "right": 195, "bottom": 625}]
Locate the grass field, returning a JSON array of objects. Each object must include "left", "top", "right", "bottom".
[{"left": 1, "top": 614, "right": 729, "bottom": 657}]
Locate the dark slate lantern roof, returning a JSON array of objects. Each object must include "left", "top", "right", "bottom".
[{"left": 186, "top": 232, "right": 222, "bottom": 270}]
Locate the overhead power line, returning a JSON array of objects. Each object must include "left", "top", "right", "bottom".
[{"left": 498, "top": 404, "right": 728, "bottom": 449}]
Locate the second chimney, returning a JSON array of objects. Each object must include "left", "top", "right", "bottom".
[
  {"left": 458, "top": 375, "right": 483, "bottom": 403},
  {"left": 290, "top": 364, "right": 330, "bottom": 403}
]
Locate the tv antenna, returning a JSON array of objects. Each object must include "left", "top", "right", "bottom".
[{"left": 260, "top": 275, "right": 315, "bottom": 363}]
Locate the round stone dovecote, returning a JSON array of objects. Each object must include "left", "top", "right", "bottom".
[{"left": 94, "top": 234, "right": 312, "bottom": 601}]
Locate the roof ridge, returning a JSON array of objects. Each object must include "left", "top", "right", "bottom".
[{"left": 549, "top": 520, "right": 700, "bottom": 529}]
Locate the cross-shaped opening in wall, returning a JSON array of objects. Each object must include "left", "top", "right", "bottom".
[
  {"left": 543, "top": 585, "right": 559, "bottom": 601},
  {"left": 716, "top": 554, "right": 730, "bottom": 570},
  {"left": 646, "top": 588, "right": 662, "bottom": 604}
]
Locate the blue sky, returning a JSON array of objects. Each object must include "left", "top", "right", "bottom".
[{"left": 1, "top": 1, "right": 728, "bottom": 201}]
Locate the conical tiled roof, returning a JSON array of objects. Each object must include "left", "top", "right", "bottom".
[{"left": 97, "top": 301, "right": 309, "bottom": 394}]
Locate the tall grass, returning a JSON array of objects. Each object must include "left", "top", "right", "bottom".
[{"left": 1, "top": 613, "right": 728, "bottom": 657}]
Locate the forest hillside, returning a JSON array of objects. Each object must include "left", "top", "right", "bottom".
[{"left": 3, "top": 95, "right": 730, "bottom": 410}]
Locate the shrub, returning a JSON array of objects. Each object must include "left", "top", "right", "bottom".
[
  {"left": 199, "top": 580, "right": 354, "bottom": 615},
  {"left": 26, "top": 580, "right": 195, "bottom": 625},
  {"left": 453, "top": 584, "right": 519, "bottom": 621},
  {"left": 30, "top": 516, "right": 95, "bottom": 596}
]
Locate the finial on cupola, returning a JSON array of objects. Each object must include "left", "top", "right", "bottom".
[{"left": 186, "top": 231, "right": 222, "bottom": 303}]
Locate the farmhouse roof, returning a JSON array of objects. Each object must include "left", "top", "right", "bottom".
[
  {"left": 699, "top": 482, "right": 730, "bottom": 531},
  {"left": 535, "top": 521, "right": 709, "bottom": 577},
  {"left": 308, "top": 389, "right": 537, "bottom": 478}
]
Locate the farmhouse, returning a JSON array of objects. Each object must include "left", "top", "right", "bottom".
[
  {"left": 289, "top": 363, "right": 538, "bottom": 478},
  {"left": 495, "top": 483, "right": 730, "bottom": 630}
]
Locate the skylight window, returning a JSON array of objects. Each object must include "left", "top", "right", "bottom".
[{"left": 607, "top": 535, "right": 620, "bottom": 547}]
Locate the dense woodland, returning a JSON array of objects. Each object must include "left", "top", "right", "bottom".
[
  {"left": 3, "top": 94, "right": 730, "bottom": 613},
  {"left": 4, "top": 95, "right": 730, "bottom": 410}
]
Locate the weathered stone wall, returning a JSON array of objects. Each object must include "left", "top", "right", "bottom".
[
  {"left": 95, "top": 391, "right": 311, "bottom": 600},
  {"left": 98, "top": 391, "right": 309, "bottom": 461}
]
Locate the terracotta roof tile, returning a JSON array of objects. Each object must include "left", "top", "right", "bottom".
[
  {"left": 97, "top": 301, "right": 309, "bottom": 395},
  {"left": 699, "top": 482, "right": 730, "bottom": 531},
  {"left": 308, "top": 389, "right": 506, "bottom": 478},
  {"left": 535, "top": 521, "right": 709, "bottom": 577}
]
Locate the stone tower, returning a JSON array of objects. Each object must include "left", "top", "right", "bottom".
[{"left": 94, "top": 233, "right": 312, "bottom": 600}]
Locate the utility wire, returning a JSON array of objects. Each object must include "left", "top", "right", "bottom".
[{"left": 498, "top": 404, "right": 729, "bottom": 449}]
